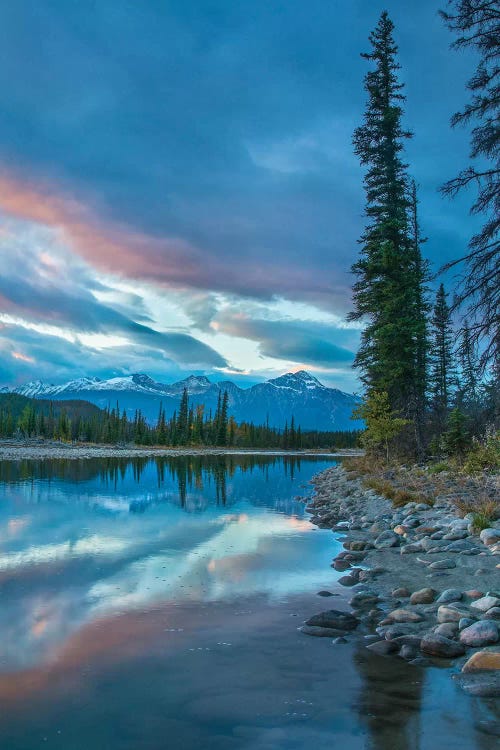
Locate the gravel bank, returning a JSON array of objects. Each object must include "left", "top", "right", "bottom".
[
  {"left": 304, "top": 463, "right": 500, "bottom": 698},
  {"left": 0, "top": 441, "right": 362, "bottom": 461}
]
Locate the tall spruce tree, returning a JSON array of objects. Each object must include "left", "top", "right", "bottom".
[
  {"left": 458, "top": 320, "right": 480, "bottom": 407},
  {"left": 429, "top": 283, "right": 455, "bottom": 426},
  {"left": 349, "top": 12, "right": 428, "bottom": 450},
  {"left": 440, "top": 1, "right": 500, "bottom": 369}
]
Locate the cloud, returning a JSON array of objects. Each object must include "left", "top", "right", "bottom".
[{"left": 215, "top": 311, "right": 358, "bottom": 369}]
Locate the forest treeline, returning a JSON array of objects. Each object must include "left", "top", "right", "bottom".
[
  {"left": 350, "top": 5, "right": 499, "bottom": 464},
  {"left": 0, "top": 391, "right": 360, "bottom": 450}
]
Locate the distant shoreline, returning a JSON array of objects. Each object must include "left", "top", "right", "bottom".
[{"left": 0, "top": 440, "right": 363, "bottom": 461}]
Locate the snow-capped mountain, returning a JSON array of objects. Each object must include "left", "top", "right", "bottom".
[{"left": 5, "top": 370, "right": 361, "bottom": 431}]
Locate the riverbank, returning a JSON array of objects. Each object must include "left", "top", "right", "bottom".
[
  {"left": 304, "top": 461, "right": 500, "bottom": 697},
  {"left": 0, "top": 440, "right": 363, "bottom": 461}
]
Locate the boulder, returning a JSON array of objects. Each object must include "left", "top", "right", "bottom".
[
  {"left": 410, "top": 588, "right": 436, "bottom": 605},
  {"left": 437, "top": 605, "right": 469, "bottom": 623},
  {"left": 436, "top": 588, "right": 463, "bottom": 604},
  {"left": 366, "top": 640, "right": 398, "bottom": 656},
  {"left": 387, "top": 608, "right": 424, "bottom": 623},
  {"left": 429, "top": 558, "right": 456, "bottom": 570},
  {"left": 460, "top": 621, "right": 499, "bottom": 647},
  {"left": 434, "top": 622, "right": 459, "bottom": 639},
  {"left": 374, "top": 531, "right": 400, "bottom": 549},
  {"left": 480, "top": 528, "right": 500, "bottom": 546},
  {"left": 470, "top": 595, "right": 500, "bottom": 613},
  {"left": 459, "top": 617, "right": 476, "bottom": 631},
  {"left": 462, "top": 650, "right": 500, "bottom": 672},
  {"left": 392, "top": 587, "right": 411, "bottom": 598},
  {"left": 483, "top": 607, "right": 500, "bottom": 620},
  {"left": 456, "top": 672, "right": 500, "bottom": 697},
  {"left": 420, "top": 633, "right": 465, "bottom": 658},
  {"left": 305, "top": 609, "right": 359, "bottom": 631},
  {"left": 300, "top": 625, "right": 347, "bottom": 637}
]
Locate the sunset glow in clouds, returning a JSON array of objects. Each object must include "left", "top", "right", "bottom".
[{"left": 0, "top": 1, "right": 476, "bottom": 390}]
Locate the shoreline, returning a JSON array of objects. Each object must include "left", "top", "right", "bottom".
[
  {"left": 304, "top": 463, "right": 500, "bottom": 697},
  {"left": 0, "top": 441, "right": 363, "bottom": 461}
]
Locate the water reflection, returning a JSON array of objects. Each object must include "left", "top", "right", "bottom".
[{"left": 0, "top": 455, "right": 339, "bottom": 675}]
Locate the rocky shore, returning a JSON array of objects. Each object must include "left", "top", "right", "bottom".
[
  {"left": 303, "top": 463, "right": 500, "bottom": 698},
  {"left": 0, "top": 440, "right": 361, "bottom": 461}
]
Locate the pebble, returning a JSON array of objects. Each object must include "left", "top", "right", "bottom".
[{"left": 387, "top": 608, "right": 424, "bottom": 623}]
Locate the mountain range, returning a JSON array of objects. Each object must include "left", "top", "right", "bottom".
[{"left": 1, "top": 371, "right": 362, "bottom": 431}]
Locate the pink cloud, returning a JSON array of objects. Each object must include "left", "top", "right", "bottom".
[{"left": 0, "top": 171, "right": 337, "bottom": 300}]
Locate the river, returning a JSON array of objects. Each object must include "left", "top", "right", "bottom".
[{"left": 0, "top": 454, "right": 495, "bottom": 749}]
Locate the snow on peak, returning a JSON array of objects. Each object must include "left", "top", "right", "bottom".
[{"left": 268, "top": 371, "right": 325, "bottom": 391}]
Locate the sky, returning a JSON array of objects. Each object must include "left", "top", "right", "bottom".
[{"left": 0, "top": 0, "right": 478, "bottom": 392}]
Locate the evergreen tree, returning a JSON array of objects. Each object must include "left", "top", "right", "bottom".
[
  {"left": 216, "top": 390, "right": 229, "bottom": 446},
  {"left": 440, "top": 1, "right": 500, "bottom": 369},
  {"left": 176, "top": 388, "right": 189, "bottom": 444},
  {"left": 458, "top": 320, "right": 480, "bottom": 407},
  {"left": 429, "top": 283, "right": 455, "bottom": 425},
  {"left": 349, "top": 12, "right": 429, "bottom": 443}
]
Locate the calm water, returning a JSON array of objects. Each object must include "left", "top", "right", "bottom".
[{"left": 0, "top": 454, "right": 497, "bottom": 750}]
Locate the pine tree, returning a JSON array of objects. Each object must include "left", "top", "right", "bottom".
[
  {"left": 429, "top": 283, "right": 456, "bottom": 426},
  {"left": 440, "top": 1, "right": 500, "bottom": 369},
  {"left": 349, "top": 12, "right": 428, "bottom": 440},
  {"left": 176, "top": 388, "right": 189, "bottom": 444},
  {"left": 217, "top": 390, "right": 229, "bottom": 446},
  {"left": 458, "top": 320, "right": 480, "bottom": 407}
]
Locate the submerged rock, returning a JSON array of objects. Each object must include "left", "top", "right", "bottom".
[
  {"left": 300, "top": 625, "right": 347, "bottom": 637},
  {"left": 436, "top": 589, "right": 463, "bottom": 604},
  {"left": 366, "top": 640, "right": 398, "bottom": 656},
  {"left": 456, "top": 672, "right": 500, "bottom": 697},
  {"left": 305, "top": 609, "right": 359, "bottom": 631}
]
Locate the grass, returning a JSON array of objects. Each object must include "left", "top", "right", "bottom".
[
  {"left": 427, "top": 461, "right": 450, "bottom": 475},
  {"left": 361, "top": 476, "right": 433, "bottom": 508},
  {"left": 454, "top": 494, "right": 499, "bottom": 525}
]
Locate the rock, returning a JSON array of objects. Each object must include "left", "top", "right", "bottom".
[
  {"left": 381, "top": 624, "right": 420, "bottom": 641},
  {"left": 459, "top": 618, "right": 476, "bottom": 631},
  {"left": 429, "top": 558, "right": 456, "bottom": 570},
  {"left": 464, "top": 589, "right": 483, "bottom": 600},
  {"left": 332, "top": 636, "right": 347, "bottom": 644},
  {"left": 305, "top": 609, "right": 359, "bottom": 631},
  {"left": 391, "top": 634, "right": 423, "bottom": 649},
  {"left": 410, "top": 587, "right": 436, "bottom": 605},
  {"left": 460, "top": 621, "right": 499, "bottom": 647},
  {"left": 437, "top": 605, "right": 469, "bottom": 623},
  {"left": 392, "top": 587, "right": 411, "bottom": 598},
  {"left": 332, "top": 559, "right": 351, "bottom": 572},
  {"left": 393, "top": 525, "right": 409, "bottom": 536},
  {"left": 316, "top": 590, "right": 334, "bottom": 597},
  {"left": 462, "top": 650, "right": 500, "bottom": 672},
  {"left": 480, "top": 528, "right": 500, "bottom": 546},
  {"left": 374, "top": 531, "right": 400, "bottom": 549},
  {"left": 483, "top": 607, "right": 500, "bottom": 620},
  {"left": 436, "top": 588, "right": 463, "bottom": 604},
  {"left": 401, "top": 543, "right": 422, "bottom": 554},
  {"left": 456, "top": 672, "right": 500, "bottom": 697},
  {"left": 337, "top": 575, "right": 358, "bottom": 587},
  {"left": 400, "top": 645, "right": 418, "bottom": 660},
  {"left": 387, "top": 608, "right": 424, "bottom": 623},
  {"left": 349, "top": 592, "right": 380, "bottom": 608},
  {"left": 470, "top": 595, "right": 500, "bottom": 613},
  {"left": 300, "top": 625, "right": 347, "bottom": 637},
  {"left": 434, "top": 622, "right": 459, "bottom": 638},
  {"left": 420, "top": 633, "right": 465, "bottom": 658},
  {"left": 366, "top": 640, "right": 398, "bottom": 656}
]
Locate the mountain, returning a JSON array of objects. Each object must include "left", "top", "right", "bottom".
[{"left": 5, "top": 371, "right": 362, "bottom": 431}]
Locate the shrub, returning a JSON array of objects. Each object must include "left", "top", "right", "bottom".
[{"left": 462, "top": 431, "right": 500, "bottom": 474}]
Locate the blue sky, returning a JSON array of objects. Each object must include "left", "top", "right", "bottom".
[{"left": 0, "top": 0, "right": 477, "bottom": 391}]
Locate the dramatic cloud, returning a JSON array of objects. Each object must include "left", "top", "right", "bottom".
[{"left": 0, "top": 0, "right": 480, "bottom": 389}]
